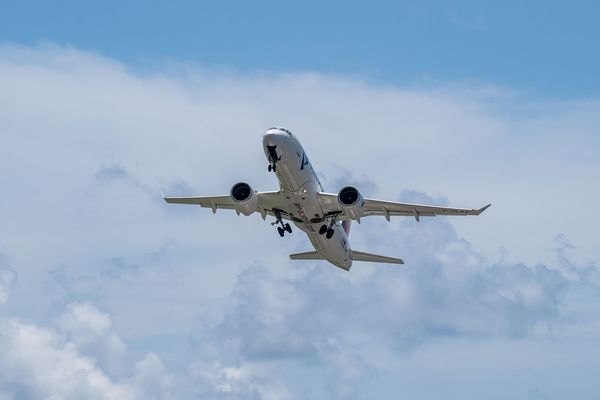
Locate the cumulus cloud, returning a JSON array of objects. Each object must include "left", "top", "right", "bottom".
[
  {"left": 0, "top": 43, "right": 599, "bottom": 399},
  {"left": 60, "top": 302, "right": 127, "bottom": 376},
  {"left": 0, "top": 317, "right": 134, "bottom": 399},
  {"left": 193, "top": 202, "right": 573, "bottom": 397},
  {"left": 0, "top": 302, "right": 172, "bottom": 400}
]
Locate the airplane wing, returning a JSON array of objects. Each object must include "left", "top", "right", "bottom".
[
  {"left": 317, "top": 192, "right": 490, "bottom": 222},
  {"left": 163, "top": 191, "right": 292, "bottom": 220}
]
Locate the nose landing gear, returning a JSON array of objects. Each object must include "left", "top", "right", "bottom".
[{"left": 266, "top": 145, "right": 280, "bottom": 173}]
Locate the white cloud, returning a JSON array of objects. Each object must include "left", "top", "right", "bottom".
[
  {"left": 0, "top": 302, "right": 174, "bottom": 400},
  {"left": 189, "top": 360, "right": 294, "bottom": 400},
  {"left": 131, "top": 353, "right": 173, "bottom": 400},
  {"left": 60, "top": 302, "right": 127, "bottom": 376},
  {"left": 0, "top": 43, "right": 599, "bottom": 399},
  {"left": 0, "top": 318, "right": 135, "bottom": 400}
]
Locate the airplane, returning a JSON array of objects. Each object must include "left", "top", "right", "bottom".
[{"left": 163, "top": 127, "right": 490, "bottom": 271}]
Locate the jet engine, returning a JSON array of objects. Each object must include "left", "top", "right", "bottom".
[
  {"left": 230, "top": 182, "right": 258, "bottom": 216},
  {"left": 337, "top": 186, "right": 365, "bottom": 221}
]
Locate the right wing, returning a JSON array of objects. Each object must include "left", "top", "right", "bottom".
[
  {"left": 163, "top": 191, "right": 291, "bottom": 220},
  {"left": 163, "top": 194, "right": 235, "bottom": 212}
]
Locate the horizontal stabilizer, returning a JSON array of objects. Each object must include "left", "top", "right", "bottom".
[
  {"left": 351, "top": 250, "right": 404, "bottom": 264},
  {"left": 289, "top": 251, "right": 324, "bottom": 260}
]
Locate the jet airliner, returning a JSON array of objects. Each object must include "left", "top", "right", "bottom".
[{"left": 164, "top": 127, "right": 490, "bottom": 270}]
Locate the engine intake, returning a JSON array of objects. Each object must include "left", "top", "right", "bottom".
[
  {"left": 337, "top": 186, "right": 365, "bottom": 221},
  {"left": 230, "top": 182, "right": 258, "bottom": 216}
]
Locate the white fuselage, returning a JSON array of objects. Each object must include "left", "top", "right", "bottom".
[{"left": 263, "top": 128, "right": 352, "bottom": 269}]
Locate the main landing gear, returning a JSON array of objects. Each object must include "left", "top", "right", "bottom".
[
  {"left": 271, "top": 210, "right": 292, "bottom": 237},
  {"left": 268, "top": 164, "right": 277, "bottom": 172},
  {"left": 277, "top": 224, "right": 292, "bottom": 237},
  {"left": 319, "top": 215, "right": 338, "bottom": 239}
]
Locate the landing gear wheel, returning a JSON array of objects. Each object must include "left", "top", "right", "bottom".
[
  {"left": 319, "top": 225, "right": 328, "bottom": 235},
  {"left": 268, "top": 165, "right": 272, "bottom": 172},
  {"left": 272, "top": 164, "right": 277, "bottom": 172},
  {"left": 277, "top": 227, "right": 285, "bottom": 237},
  {"left": 326, "top": 229, "right": 334, "bottom": 239},
  {"left": 285, "top": 223, "right": 292, "bottom": 233}
]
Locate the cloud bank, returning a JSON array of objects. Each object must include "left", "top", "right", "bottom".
[{"left": 0, "top": 43, "right": 599, "bottom": 399}]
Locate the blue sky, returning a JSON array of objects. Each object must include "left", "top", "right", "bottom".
[
  {"left": 1, "top": 2, "right": 600, "bottom": 400},
  {"left": 2, "top": 0, "right": 600, "bottom": 97}
]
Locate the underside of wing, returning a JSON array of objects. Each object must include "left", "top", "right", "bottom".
[
  {"left": 362, "top": 199, "right": 491, "bottom": 221},
  {"left": 317, "top": 192, "right": 490, "bottom": 221},
  {"left": 163, "top": 191, "right": 291, "bottom": 219},
  {"left": 163, "top": 194, "right": 235, "bottom": 210}
]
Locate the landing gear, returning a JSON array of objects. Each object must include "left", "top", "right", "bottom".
[
  {"left": 271, "top": 210, "right": 291, "bottom": 237},
  {"left": 266, "top": 146, "right": 280, "bottom": 173},
  {"left": 319, "top": 214, "right": 339, "bottom": 239}
]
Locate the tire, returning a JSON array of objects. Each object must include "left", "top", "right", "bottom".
[
  {"left": 277, "top": 227, "right": 285, "bottom": 237},
  {"left": 326, "top": 229, "right": 334, "bottom": 239},
  {"left": 319, "top": 225, "right": 328, "bottom": 235},
  {"left": 272, "top": 164, "right": 277, "bottom": 172},
  {"left": 285, "top": 223, "right": 292, "bottom": 233},
  {"left": 268, "top": 165, "right": 272, "bottom": 172}
]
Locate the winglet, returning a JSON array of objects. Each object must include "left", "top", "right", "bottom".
[
  {"left": 161, "top": 191, "right": 168, "bottom": 203},
  {"left": 476, "top": 203, "right": 491, "bottom": 215}
]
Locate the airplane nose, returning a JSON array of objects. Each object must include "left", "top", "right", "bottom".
[
  {"left": 262, "top": 132, "right": 276, "bottom": 146},
  {"left": 263, "top": 130, "right": 286, "bottom": 147}
]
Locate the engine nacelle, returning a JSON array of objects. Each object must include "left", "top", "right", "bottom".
[
  {"left": 230, "top": 182, "right": 258, "bottom": 216},
  {"left": 337, "top": 186, "right": 365, "bottom": 221}
]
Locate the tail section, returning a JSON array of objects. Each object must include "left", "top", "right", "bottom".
[
  {"left": 289, "top": 251, "right": 324, "bottom": 260},
  {"left": 290, "top": 250, "right": 404, "bottom": 265},
  {"left": 351, "top": 250, "right": 404, "bottom": 264}
]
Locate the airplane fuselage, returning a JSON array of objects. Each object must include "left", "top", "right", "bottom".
[{"left": 263, "top": 127, "right": 352, "bottom": 269}]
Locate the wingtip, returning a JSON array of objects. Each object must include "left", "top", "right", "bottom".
[{"left": 477, "top": 203, "right": 492, "bottom": 215}]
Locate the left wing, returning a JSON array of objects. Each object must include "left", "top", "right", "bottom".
[{"left": 317, "top": 192, "right": 490, "bottom": 222}]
